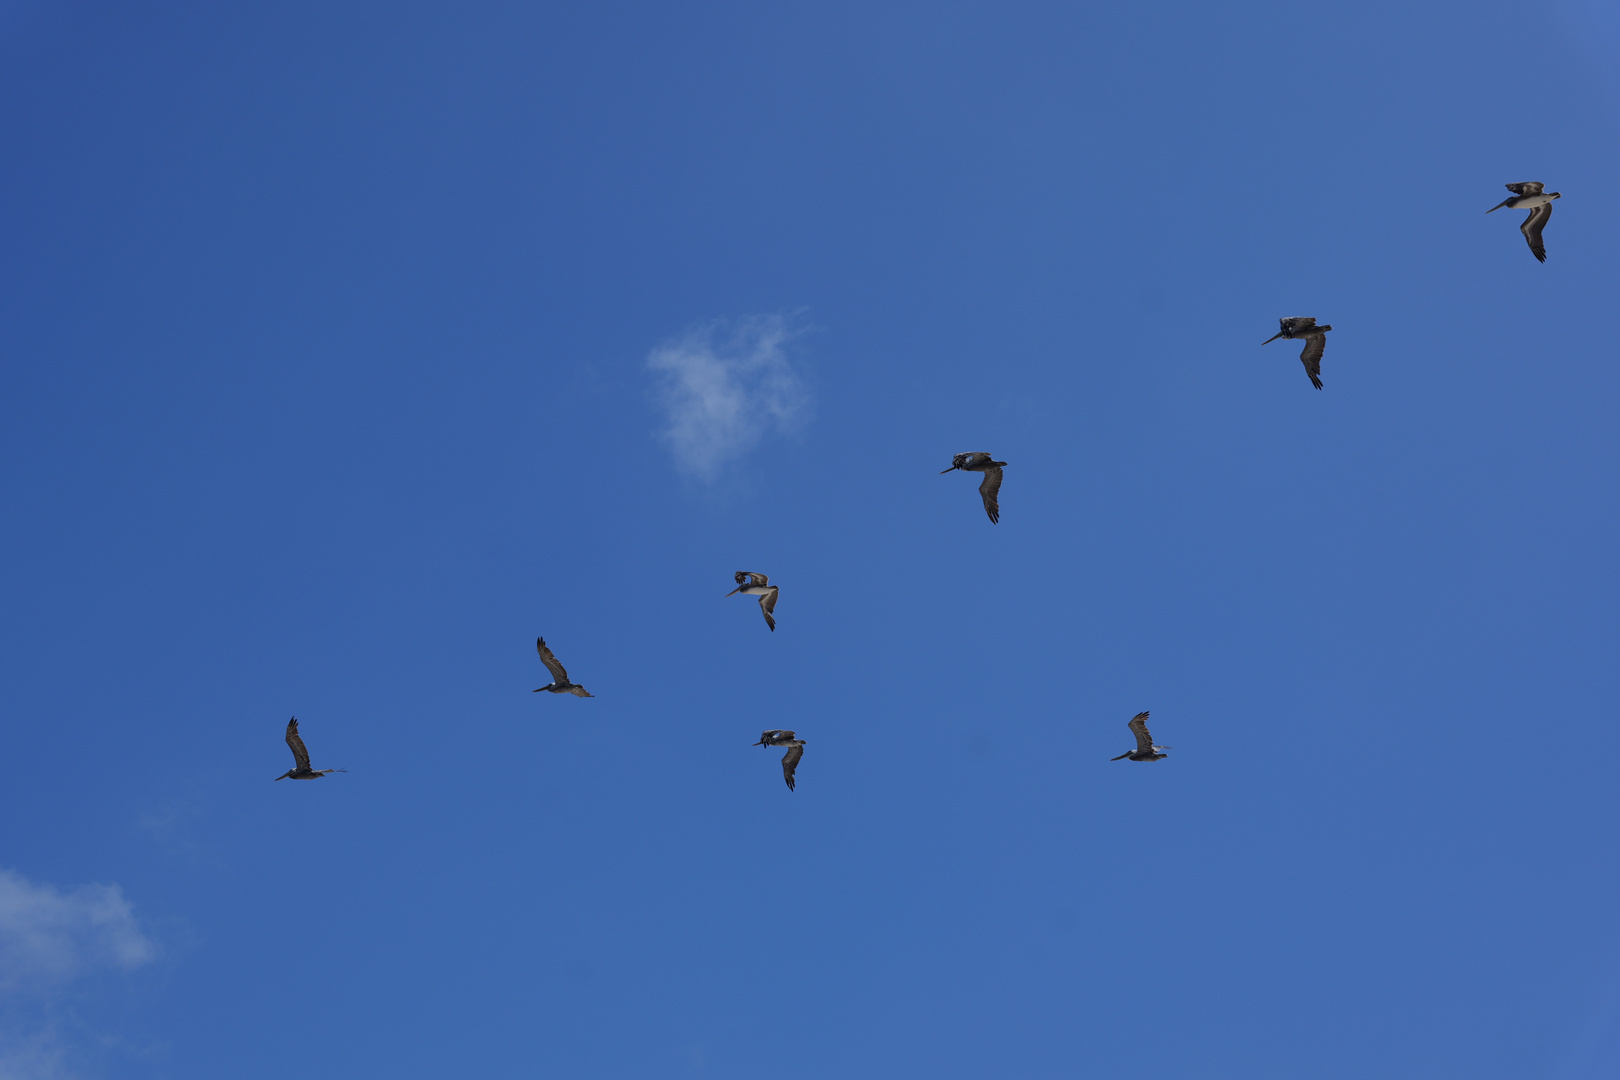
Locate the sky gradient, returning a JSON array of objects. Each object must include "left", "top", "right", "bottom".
[{"left": 2, "top": 1, "right": 1619, "bottom": 1077}]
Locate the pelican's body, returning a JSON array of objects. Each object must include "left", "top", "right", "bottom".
[
  {"left": 940, "top": 452, "right": 1007, "bottom": 523},
  {"left": 534, "top": 637, "right": 593, "bottom": 696},
  {"left": 1261, "top": 317, "right": 1332, "bottom": 389},
  {"left": 726, "top": 571, "right": 779, "bottom": 631},
  {"left": 1111, "top": 711, "right": 1171, "bottom": 762},
  {"left": 1487, "top": 182, "right": 1560, "bottom": 262},
  {"left": 754, "top": 730, "right": 805, "bottom": 790},
  {"left": 274, "top": 717, "right": 346, "bottom": 781}
]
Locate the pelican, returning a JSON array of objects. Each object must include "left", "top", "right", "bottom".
[
  {"left": 940, "top": 452, "right": 1006, "bottom": 523},
  {"left": 1261, "top": 317, "right": 1332, "bottom": 389},
  {"left": 725, "top": 571, "right": 779, "bottom": 631},
  {"left": 754, "top": 730, "right": 805, "bottom": 790},
  {"left": 1486, "top": 182, "right": 1560, "bottom": 263},
  {"left": 1110, "top": 711, "right": 1171, "bottom": 762},
  {"left": 534, "top": 637, "right": 593, "bottom": 696},
  {"left": 273, "top": 717, "right": 346, "bottom": 781}
]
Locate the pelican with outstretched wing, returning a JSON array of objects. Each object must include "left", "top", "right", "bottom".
[
  {"left": 940, "top": 452, "right": 1007, "bottom": 523},
  {"left": 754, "top": 730, "right": 805, "bottom": 790},
  {"left": 1111, "top": 711, "right": 1172, "bottom": 762},
  {"left": 274, "top": 717, "right": 346, "bottom": 781},
  {"left": 534, "top": 637, "right": 594, "bottom": 697},
  {"left": 1486, "top": 181, "right": 1560, "bottom": 263},
  {"left": 1261, "top": 317, "right": 1332, "bottom": 389},
  {"left": 725, "top": 571, "right": 779, "bottom": 631}
]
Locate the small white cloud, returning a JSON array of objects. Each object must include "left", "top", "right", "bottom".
[
  {"left": 646, "top": 314, "right": 812, "bottom": 481},
  {"left": 0, "top": 1029, "right": 69, "bottom": 1080},
  {"left": 0, "top": 869, "right": 155, "bottom": 993}
]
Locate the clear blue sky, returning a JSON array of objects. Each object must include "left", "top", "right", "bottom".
[{"left": 2, "top": 1, "right": 1618, "bottom": 1077}]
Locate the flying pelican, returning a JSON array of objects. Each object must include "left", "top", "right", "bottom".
[
  {"left": 273, "top": 717, "right": 347, "bottom": 781},
  {"left": 754, "top": 730, "right": 805, "bottom": 790},
  {"left": 1111, "top": 711, "right": 1171, "bottom": 762},
  {"left": 534, "top": 637, "right": 594, "bottom": 696},
  {"left": 1261, "top": 317, "right": 1332, "bottom": 389},
  {"left": 1486, "top": 182, "right": 1560, "bottom": 263},
  {"left": 940, "top": 452, "right": 1006, "bottom": 523},
  {"left": 725, "top": 571, "right": 779, "bottom": 631}
]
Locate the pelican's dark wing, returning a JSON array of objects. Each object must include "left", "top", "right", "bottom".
[
  {"left": 978, "top": 466, "right": 1003, "bottom": 524},
  {"left": 781, "top": 744, "right": 804, "bottom": 790},
  {"left": 1506, "top": 181, "right": 1544, "bottom": 197},
  {"left": 760, "top": 586, "right": 778, "bottom": 631},
  {"left": 1298, "top": 334, "right": 1326, "bottom": 390},
  {"left": 286, "top": 718, "right": 313, "bottom": 771},
  {"left": 736, "top": 571, "right": 769, "bottom": 587},
  {"left": 1128, "top": 712, "right": 1154, "bottom": 755},
  {"left": 754, "top": 730, "right": 794, "bottom": 746},
  {"left": 1521, "top": 203, "right": 1551, "bottom": 263},
  {"left": 536, "top": 638, "right": 571, "bottom": 684}
]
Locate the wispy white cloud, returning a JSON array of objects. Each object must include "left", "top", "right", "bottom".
[
  {"left": 0, "top": 1030, "right": 70, "bottom": 1080},
  {"left": 646, "top": 314, "right": 812, "bottom": 481},
  {"left": 0, "top": 869, "right": 156, "bottom": 1080},
  {"left": 0, "top": 869, "right": 155, "bottom": 992}
]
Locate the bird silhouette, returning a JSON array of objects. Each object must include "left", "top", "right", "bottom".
[
  {"left": 534, "top": 638, "right": 594, "bottom": 697},
  {"left": 725, "top": 571, "right": 779, "bottom": 631},
  {"left": 940, "top": 452, "right": 1007, "bottom": 523},
  {"left": 1261, "top": 317, "right": 1332, "bottom": 389},
  {"left": 273, "top": 717, "right": 347, "bottom": 781},
  {"left": 754, "top": 730, "right": 805, "bottom": 790},
  {"left": 1111, "top": 712, "right": 1172, "bottom": 762},
  {"left": 1486, "top": 181, "right": 1560, "bottom": 263}
]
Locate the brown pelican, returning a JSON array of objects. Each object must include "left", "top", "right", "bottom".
[
  {"left": 273, "top": 717, "right": 346, "bottom": 780},
  {"left": 940, "top": 452, "right": 1006, "bottom": 523},
  {"left": 1261, "top": 317, "right": 1331, "bottom": 389},
  {"left": 725, "top": 571, "right": 779, "bottom": 631},
  {"left": 1110, "top": 712, "right": 1171, "bottom": 762},
  {"left": 1486, "top": 182, "right": 1560, "bottom": 263},
  {"left": 754, "top": 730, "right": 805, "bottom": 790},
  {"left": 533, "top": 637, "right": 593, "bottom": 697}
]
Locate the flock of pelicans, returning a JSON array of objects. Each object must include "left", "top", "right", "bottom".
[{"left": 272, "top": 181, "right": 1564, "bottom": 791}]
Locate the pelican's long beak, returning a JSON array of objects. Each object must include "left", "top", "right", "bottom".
[
  {"left": 724, "top": 587, "right": 742, "bottom": 597},
  {"left": 1486, "top": 200, "right": 1511, "bottom": 214},
  {"left": 1261, "top": 332, "right": 1285, "bottom": 345},
  {"left": 273, "top": 771, "right": 291, "bottom": 781},
  {"left": 939, "top": 466, "right": 956, "bottom": 473}
]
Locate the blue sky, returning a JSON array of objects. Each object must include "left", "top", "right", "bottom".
[{"left": 1, "top": 1, "right": 1618, "bottom": 1077}]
